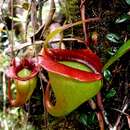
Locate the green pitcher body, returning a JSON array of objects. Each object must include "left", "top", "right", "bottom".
[
  {"left": 41, "top": 49, "right": 103, "bottom": 117},
  {"left": 7, "top": 58, "right": 38, "bottom": 107},
  {"left": 13, "top": 75, "right": 37, "bottom": 106},
  {"left": 47, "top": 70, "right": 102, "bottom": 116}
]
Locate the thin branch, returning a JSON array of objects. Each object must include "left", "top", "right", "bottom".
[
  {"left": 126, "top": 115, "right": 130, "bottom": 128},
  {"left": 10, "top": 0, "right": 14, "bottom": 59},
  {"left": 40, "top": 0, "right": 56, "bottom": 38},
  {"left": 80, "top": 0, "right": 89, "bottom": 47},
  {"left": 2, "top": 72, "right": 6, "bottom": 113},
  {"left": 89, "top": 99, "right": 105, "bottom": 130},
  {"left": 111, "top": 107, "right": 129, "bottom": 116},
  {"left": 96, "top": 92, "right": 112, "bottom": 128},
  {"left": 39, "top": 72, "right": 49, "bottom": 129},
  {"left": 5, "top": 37, "right": 85, "bottom": 53},
  {"left": 114, "top": 103, "right": 128, "bottom": 129}
]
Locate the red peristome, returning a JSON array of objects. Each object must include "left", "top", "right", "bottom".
[
  {"left": 6, "top": 58, "right": 39, "bottom": 81},
  {"left": 39, "top": 48, "right": 103, "bottom": 82}
]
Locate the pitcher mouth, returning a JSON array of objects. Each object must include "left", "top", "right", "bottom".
[
  {"left": 6, "top": 58, "right": 39, "bottom": 81},
  {"left": 39, "top": 48, "right": 103, "bottom": 82}
]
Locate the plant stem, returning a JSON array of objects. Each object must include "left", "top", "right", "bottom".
[
  {"left": 2, "top": 72, "right": 6, "bottom": 113},
  {"left": 89, "top": 99, "right": 104, "bottom": 130},
  {"left": 80, "top": 0, "right": 89, "bottom": 47}
]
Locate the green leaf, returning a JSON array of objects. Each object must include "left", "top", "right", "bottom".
[
  {"left": 126, "top": 0, "right": 130, "bottom": 5},
  {"left": 106, "top": 33, "right": 120, "bottom": 43},
  {"left": 44, "top": 28, "right": 62, "bottom": 48},
  {"left": 44, "top": 18, "right": 100, "bottom": 48},
  {"left": 115, "top": 15, "right": 130, "bottom": 24},
  {"left": 107, "top": 47, "right": 118, "bottom": 56},
  {"left": 79, "top": 113, "right": 97, "bottom": 127},
  {"left": 103, "top": 40, "right": 130, "bottom": 70},
  {"left": 0, "top": 52, "right": 9, "bottom": 71},
  {"left": 79, "top": 113, "right": 88, "bottom": 126},
  {"left": 9, "top": 16, "right": 21, "bottom": 22},
  {"left": 105, "top": 88, "right": 116, "bottom": 99},
  {"left": 103, "top": 69, "right": 112, "bottom": 81}
]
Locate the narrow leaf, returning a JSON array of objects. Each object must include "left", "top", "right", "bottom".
[
  {"left": 106, "top": 33, "right": 120, "bottom": 43},
  {"left": 44, "top": 18, "right": 100, "bottom": 48},
  {"left": 103, "top": 40, "right": 130, "bottom": 70},
  {"left": 9, "top": 16, "right": 21, "bottom": 22},
  {"left": 126, "top": 0, "right": 130, "bottom": 5},
  {"left": 115, "top": 15, "right": 130, "bottom": 24},
  {"left": 79, "top": 113, "right": 88, "bottom": 126},
  {"left": 105, "top": 88, "right": 116, "bottom": 99},
  {"left": 103, "top": 69, "right": 112, "bottom": 81}
]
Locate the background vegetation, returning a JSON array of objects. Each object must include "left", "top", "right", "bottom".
[{"left": 0, "top": 0, "right": 130, "bottom": 129}]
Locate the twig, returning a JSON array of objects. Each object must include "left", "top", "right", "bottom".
[
  {"left": 96, "top": 92, "right": 112, "bottom": 128},
  {"left": 40, "top": 0, "right": 56, "bottom": 38},
  {"left": 5, "top": 37, "right": 85, "bottom": 53},
  {"left": 2, "top": 72, "right": 6, "bottom": 113},
  {"left": 114, "top": 103, "right": 128, "bottom": 129},
  {"left": 80, "top": 0, "right": 86, "bottom": 8},
  {"left": 126, "top": 115, "right": 130, "bottom": 128},
  {"left": 2, "top": 72, "right": 9, "bottom": 129},
  {"left": 31, "top": 0, "right": 38, "bottom": 58},
  {"left": 80, "top": 0, "right": 89, "bottom": 47},
  {"left": 39, "top": 72, "right": 49, "bottom": 129},
  {"left": 10, "top": 0, "right": 14, "bottom": 59},
  {"left": 111, "top": 107, "right": 129, "bottom": 116},
  {"left": 89, "top": 99, "right": 105, "bottom": 130}
]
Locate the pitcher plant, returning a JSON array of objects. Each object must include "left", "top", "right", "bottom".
[
  {"left": 39, "top": 48, "right": 103, "bottom": 117},
  {"left": 6, "top": 58, "right": 38, "bottom": 107}
]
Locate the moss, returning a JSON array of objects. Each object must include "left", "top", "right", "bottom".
[{"left": 61, "top": 0, "right": 80, "bottom": 22}]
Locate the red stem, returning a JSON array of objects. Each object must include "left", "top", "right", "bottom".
[
  {"left": 89, "top": 99, "right": 104, "bottom": 130},
  {"left": 96, "top": 112, "right": 105, "bottom": 130},
  {"left": 80, "top": 0, "right": 90, "bottom": 47}
]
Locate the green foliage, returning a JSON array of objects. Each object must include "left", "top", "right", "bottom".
[
  {"left": 115, "top": 14, "right": 130, "bottom": 24},
  {"left": 105, "top": 88, "right": 116, "bottom": 99},
  {"left": 103, "top": 69, "right": 112, "bottom": 81},
  {"left": 61, "top": 0, "right": 80, "bottom": 22},
  {"left": 0, "top": 51, "right": 9, "bottom": 72},
  {"left": 106, "top": 33, "right": 120, "bottom": 43},
  {"left": 44, "top": 20, "right": 90, "bottom": 47},
  {"left": 107, "top": 47, "right": 118, "bottom": 56},
  {"left": 79, "top": 113, "right": 97, "bottom": 128},
  {"left": 0, "top": 108, "right": 35, "bottom": 130},
  {"left": 103, "top": 40, "right": 130, "bottom": 70},
  {"left": 125, "top": 0, "right": 130, "bottom": 5}
]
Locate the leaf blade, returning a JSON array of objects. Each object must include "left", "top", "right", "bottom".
[{"left": 103, "top": 40, "right": 130, "bottom": 70}]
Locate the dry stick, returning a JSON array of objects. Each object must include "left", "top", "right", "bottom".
[
  {"left": 112, "top": 108, "right": 129, "bottom": 116},
  {"left": 10, "top": 0, "right": 14, "bottom": 59},
  {"left": 89, "top": 99, "right": 105, "bottom": 130},
  {"left": 6, "top": 38, "right": 85, "bottom": 53},
  {"left": 25, "top": 1, "right": 38, "bottom": 129},
  {"left": 38, "top": 1, "right": 56, "bottom": 127},
  {"left": 80, "top": 0, "right": 89, "bottom": 47},
  {"left": 127, "top": 115, "right": 130, "bottom": 128},
  {"left": 25, "top": 2, "right": 32, "bottom": 38},
  {"left": 114, "top": 102, "right": 128, "bottom": 129},
  {"left": 31, "top": 0, "right": 38, "bottom": 57},
  {"left": 32, "top": 1, "right": 49, "bottom": 129},
  {"left": 2, "top": 72, "right": 6, "bottom": 113},
  {"left": 39, "top": 74, "right": 49, "bottom": 129},
  {"left": 40, "top": 0, "right": 56, "bottom": 39},
  {"left": 96, "top": 92, "right": 112, "bottom": 128}
]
